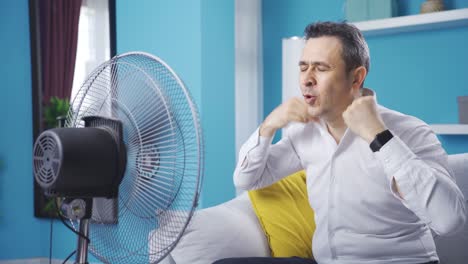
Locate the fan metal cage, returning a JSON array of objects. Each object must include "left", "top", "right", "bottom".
[{"left": 66, "top": 52, "right": 204, "bottom": 264}]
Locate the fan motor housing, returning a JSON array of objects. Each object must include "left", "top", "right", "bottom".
[{"left": 34, "top": 124, "right": 126, "bottom": 198}]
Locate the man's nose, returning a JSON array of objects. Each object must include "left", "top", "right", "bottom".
[
  {"left": 304, "top": 79, "right": 315, "bottom": 87},
  {"left": 302, "top": 73, "right": 316, "bottom": 87}
]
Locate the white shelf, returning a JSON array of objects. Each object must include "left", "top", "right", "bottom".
[
  {"left": 430, "top": 124, "right": 468, "bottom": 135},
  {"left": 352, "top": 8, "right": 468, "bottom": 36}
]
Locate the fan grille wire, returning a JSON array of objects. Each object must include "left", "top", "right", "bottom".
[
  {"left": 33, "top": 131, "right": 62, "bottom": 188},
  {"left": 65, "top": 52, "right": 203, "bottom": 264}
]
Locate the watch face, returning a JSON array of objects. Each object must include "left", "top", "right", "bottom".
[
  {"left": 370, "top": 139, "right": 382, "bottom": 152},
  {"left": 371, "top": 130, "right": 393, "bottom": 152}
]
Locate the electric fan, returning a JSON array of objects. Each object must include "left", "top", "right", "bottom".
[{"left": 33, "top": 52, "right": 204, "bottom": 264}]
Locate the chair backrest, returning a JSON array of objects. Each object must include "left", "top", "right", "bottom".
[{"left": 435, "top": 153, "right": 468, "bottom": 264}]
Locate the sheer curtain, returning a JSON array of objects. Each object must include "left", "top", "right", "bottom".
[{"left": 71, "top": 0, "right": 110, "bottom": 102}]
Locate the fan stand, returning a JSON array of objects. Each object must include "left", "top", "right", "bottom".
[
  {"left": 76, "top": 218, "right": 90, "bottom": 264},
  {"left": 58, "top": 116, "right": 90, "bottom": 264},
  {"left": 60, "top": 198, "right": 92, "bottom": 264}
]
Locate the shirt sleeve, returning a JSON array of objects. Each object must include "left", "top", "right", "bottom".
[
  {"left": 375, "top": 126, "right": 467, "bottom": 236},
  {"left": 233, "top": 127, "right": 303, "bottom": 192}
]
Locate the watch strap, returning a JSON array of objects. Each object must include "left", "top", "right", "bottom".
[{"left": 370, "top": 129, "right": 393, "bottom": 152}]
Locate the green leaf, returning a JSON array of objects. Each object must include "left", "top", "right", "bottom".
[{"left": 43, "top": 96, "right": 71, "bottom": 129}]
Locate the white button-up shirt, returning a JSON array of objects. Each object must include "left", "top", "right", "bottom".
[{"left": 234, "top": 103, "right": 467, "bottom": 264}]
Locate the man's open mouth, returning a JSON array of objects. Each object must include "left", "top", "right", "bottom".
[{"left": 304, "top": 94, "right": 317, "bottom": 104}]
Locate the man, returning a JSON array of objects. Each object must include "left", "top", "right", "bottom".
[{"left": 215, "top": 22, "right": 466, "bottom": 264}]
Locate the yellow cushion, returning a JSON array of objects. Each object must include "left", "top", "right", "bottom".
[{"left": 248, "top": 170, "right": 315, "bottom": 258}]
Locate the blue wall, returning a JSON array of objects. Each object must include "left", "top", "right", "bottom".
[
  {"left": 366, "top": 26, "right": 468, "bottom": 153},
  {"left": 262, "top": 0, "right": 468, "bottom": 153},
  {"left": 200, "top": 0, "right": 236, "bottom": 208},
  {"left": 116, "top": 0, "right": 236, "bottom": 208},
  {"left": 0, "top": 0, "right": 50, "bottom": 259},
  {"left": 116, "top": 0, "right": 203, "bottom": 106}
]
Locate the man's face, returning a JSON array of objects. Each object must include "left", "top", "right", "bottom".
[{"left": 299, "top": 36, "right": 355, "bottom": 120}]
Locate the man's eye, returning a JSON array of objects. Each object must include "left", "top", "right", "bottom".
[
  {"left": 316, "top": 67, "right": 327, "bottom": 72},
  {"left": 299, "top": 66, "right": 308, "bottom": 72}
]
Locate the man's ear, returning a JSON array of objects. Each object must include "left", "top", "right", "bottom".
[{"left": 351, "top": 66, "right": 367, "bottom": 92}]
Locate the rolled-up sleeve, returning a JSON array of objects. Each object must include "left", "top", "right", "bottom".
[
  {"left": 233, "top": 128, "right": 302, "bottom": 192},
  {"left": 375, "top": 126, "right": 467, "bottom": 236}
]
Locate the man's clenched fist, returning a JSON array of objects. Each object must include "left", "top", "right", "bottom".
[{"left": 342, "top": 96, "right": 387, "bottom": 143}]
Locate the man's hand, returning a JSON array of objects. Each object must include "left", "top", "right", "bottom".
[
  {"left": 342, "top": 96, "right": 387, "bottom": 143},
  {"left": 260, "top": 97, "right": 317, "bottom": 137}
]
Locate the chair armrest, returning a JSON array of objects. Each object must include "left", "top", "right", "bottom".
[{"left": 151, "top": 193, "right": 270, "bottom": 264}]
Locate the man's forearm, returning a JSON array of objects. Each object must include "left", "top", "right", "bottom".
[
  {"left": 233, "top": 127, "right": 302, "bottom": 192},
  {"left": 259, "top": 121, "right": 277, "bottom": 138},
  {"left": 233, "top": 128, "right": 272, "bottom": 191}
]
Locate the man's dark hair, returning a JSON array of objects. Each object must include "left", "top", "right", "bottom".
[{"left": 304, "top": 21, "right": 370, "bottom": 75}]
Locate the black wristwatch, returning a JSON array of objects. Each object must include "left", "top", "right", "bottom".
[{"left": 370, "top": 129, "right": 393, "bottom": 152}]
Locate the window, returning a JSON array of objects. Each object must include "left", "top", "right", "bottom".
[{"left": 71, "top": 0, "right": 111, "bottom": 102}]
